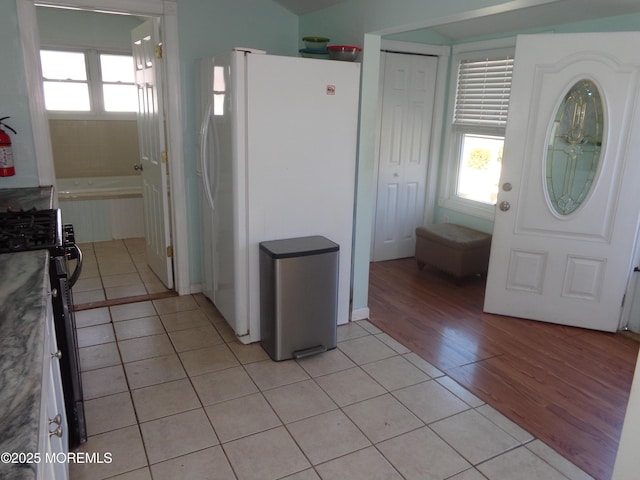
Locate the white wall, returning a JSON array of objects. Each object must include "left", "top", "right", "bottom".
[
  {"left": 176, "top": 0, "right": 300, "bottom": 291},
  {"left": 300, "top": 0, "right": 640, "bottom": 317},
  {"left": 0, "top": 1, "right": 40, "bottom": 187},
  {"left": 37, "top": 7, "right": 143, "bottom": 49}
]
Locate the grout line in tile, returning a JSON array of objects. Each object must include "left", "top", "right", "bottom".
[{"left": 73, "top": 273, "right": 591, "bottom": 480}]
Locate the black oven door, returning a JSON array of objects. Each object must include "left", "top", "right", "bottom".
[{"left": 50, "top": 255, "right": 87, "bottom": 448}]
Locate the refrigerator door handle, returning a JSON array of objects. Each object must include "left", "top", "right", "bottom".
[{"left": 200, "top": 101, "right": 216, "bottom": 210}]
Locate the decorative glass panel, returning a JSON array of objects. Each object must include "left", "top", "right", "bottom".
[{"left": 546, "top": 80, "right": 604, "bottom": 215}]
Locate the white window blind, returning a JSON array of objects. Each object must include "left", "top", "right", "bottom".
[{"left": 454, "top": 56, "right": 514, "bottom": 127}]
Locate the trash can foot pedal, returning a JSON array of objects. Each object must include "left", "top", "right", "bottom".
[{"left": 293, "top": 345, "right": 327, "bottom": 359}]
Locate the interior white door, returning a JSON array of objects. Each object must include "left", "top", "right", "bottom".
[
  {"left": 373, "top": 52, "right": 437, "bottom": 261},
  {"left": 484, "top": 32, "right": 640, "bottom": 332},
  {"left": 132, "top": 19, "right": 173, "bottom": 289}
]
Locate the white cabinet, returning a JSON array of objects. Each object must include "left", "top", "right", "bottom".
[{"left": 37, "top": 297, "right": 69, "bottom": 480}]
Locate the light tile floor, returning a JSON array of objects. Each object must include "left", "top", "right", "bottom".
[
  {"left": 70, "top": 294, "right": 595, "bottom": 480},
  {"left": 72, "top": 238, "right": 171, "bottom": 306}
]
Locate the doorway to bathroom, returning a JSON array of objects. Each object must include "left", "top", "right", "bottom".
[{"left": 34, "top": 5, "right": 176, "bottom": 305}]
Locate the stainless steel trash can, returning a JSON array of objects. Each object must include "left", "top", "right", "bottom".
[{"left": 259, "top": 235, "right": 339, "bottom": 361}]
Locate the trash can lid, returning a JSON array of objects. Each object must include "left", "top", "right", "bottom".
[{"left": 259, "top": 235, "right": 339, "bottom": 259}]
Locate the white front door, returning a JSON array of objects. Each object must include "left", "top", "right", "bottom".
[
  {"left": 132, "top": 19, "right": 173, "bottom": 289},
  {"left": 372, "top": 52, "right": 438, "bottom": 261},
  {"left": 484, "top": 32, "right": 640, "bottom": 332}
]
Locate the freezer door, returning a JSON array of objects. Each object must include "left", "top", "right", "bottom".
[
  {"left": 212, "top": 51, "right": 245, "bottom": 334},
  {"left": 198, "top": 58, "right": 214, "bottom": 300},
  {"left": 199, "top": 51, "right": 245, "bottom": 336}
]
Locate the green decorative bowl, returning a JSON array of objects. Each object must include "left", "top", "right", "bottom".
[{"left": 302, "top": 36, "right": 330, "bottom": 50}]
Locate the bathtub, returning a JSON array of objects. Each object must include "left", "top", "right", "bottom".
[{"left": 56, "top": 176, "right": 145, "bottom": 243}]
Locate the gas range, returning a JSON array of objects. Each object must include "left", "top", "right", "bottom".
[
  {"left": 0, "top": 208, "right": 62, "bottom": 254},
  {"left": 0, "top": 208, "right": 80, "bottom": 280},
  {"left": 0, "top": 206, "right": 87, "bottom": 448}
]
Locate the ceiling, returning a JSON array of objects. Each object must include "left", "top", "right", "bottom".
[
  {"left": 427, "top": 0, "right": 640, "bottom": 41},
  {"left": 272, "top": 0, "right": 346, "bottom": 16},
  {"left": 273, "top": 0, "right": 640, "bottom": 41}
]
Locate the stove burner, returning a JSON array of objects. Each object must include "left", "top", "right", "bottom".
[{"left": 0, "top": 209, "right": 60, "bottom": 254}]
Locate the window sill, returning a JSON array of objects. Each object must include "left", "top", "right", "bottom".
[
  {"left": 47, "top": 112, "right": 137, "bottom": 121},
  {"left": 438, "top": 195, "right": 497, "bottom": 222}
]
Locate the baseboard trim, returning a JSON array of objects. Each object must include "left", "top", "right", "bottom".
[
  {"left": 351, "top": 307, "right": 370, "bottom": 322},
  {"left": 73, "top": 290, "right": 178, "bottom": 311}
]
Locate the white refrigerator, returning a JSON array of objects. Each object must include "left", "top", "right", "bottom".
[{"left": 198, "top": 48, "right": 360, "bottom": 344}]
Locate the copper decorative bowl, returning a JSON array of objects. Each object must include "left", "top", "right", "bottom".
[{"left": 327, "top": 45, "right": 362, "bottom": 61}]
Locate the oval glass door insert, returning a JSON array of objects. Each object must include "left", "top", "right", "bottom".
[{"left": 546, "top": 79, "right": 604, "bottom": 215}]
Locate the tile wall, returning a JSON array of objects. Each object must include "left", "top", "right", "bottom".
[{"left": 49, "top": 119, "right": 139, "bottom": 178}]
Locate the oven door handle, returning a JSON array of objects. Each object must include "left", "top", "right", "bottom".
[{"left": 68, "top": 244, "right": 83, "bottom": 288}]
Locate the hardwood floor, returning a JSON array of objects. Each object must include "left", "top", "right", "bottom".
[{"left": 367, "top": 258, "right": 640, "bottom": 480}]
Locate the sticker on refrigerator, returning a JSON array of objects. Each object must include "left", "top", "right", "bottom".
[{"left": 326, "top": 85, "right": 336, "bottom": 95}]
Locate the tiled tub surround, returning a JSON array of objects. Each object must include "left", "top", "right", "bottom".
[
  {"left": 0, "top": 250, "right": 51, "bottom": 480},
  {"left": 48, "top": 120, "right": 139, "bottom": 179},
  {"left": 57, "top": 176, "right": 144, "bottom": 244},
  {"left": 71, "top": 294, "right": 594, "bottom": 480}
]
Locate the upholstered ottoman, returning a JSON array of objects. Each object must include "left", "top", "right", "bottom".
[{"left": 415, "top": 223, "right": 492, "bottom": 282}]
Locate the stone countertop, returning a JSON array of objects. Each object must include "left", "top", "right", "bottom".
[
  {"left": 0, "top": 186, "right": 54, "bottom": 212},
  {"left": 0, "top": 250, "right": 51, "bottom": 480}
]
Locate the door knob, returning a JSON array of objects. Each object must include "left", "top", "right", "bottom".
[
  {"left": 499, "top": 201, "right": 511, "bottom": 212},
  {"left": 133, "top": 163, "right": 143, "bottom": 171}
]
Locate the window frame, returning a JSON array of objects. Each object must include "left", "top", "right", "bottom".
[
  {"left": 439, "top": 38, "right": 516, "bottom": 220},
  {"left": 40, "top": 46, "right": 137, "bottom": 121},
  {"left": 98, "top": 52, "right": 137, "bottom": 114}
]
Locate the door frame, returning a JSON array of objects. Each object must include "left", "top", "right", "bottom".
[
  {"left": 621, "top": 235, "right": 640, "bottom": 332},
  {"left": 16, "top": 0, "right": 190, "bottom": 295},
  {"left": 371, "top": 40, "right": 449, "bottom": 260}
]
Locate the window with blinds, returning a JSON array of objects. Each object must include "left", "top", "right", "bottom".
[{"left": 453, "top": 56, "right": 514, "bottom": 127}]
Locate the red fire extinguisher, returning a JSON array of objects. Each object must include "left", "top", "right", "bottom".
[{"left": 0, "top": 116, "right": 17, "bottom": 177}]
